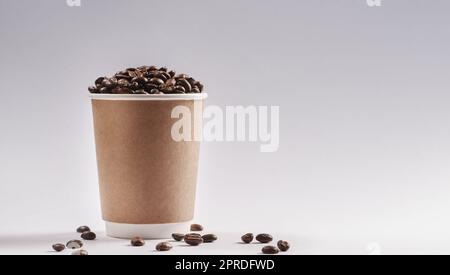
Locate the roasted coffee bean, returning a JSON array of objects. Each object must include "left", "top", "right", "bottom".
[
  {"left": 101, "top": 78, "right": 112, "bottom": 88},
  {"left": 173, "top": 85, "right": 186, "bottom": 93},
  {"left": 202, "top": 234, "right": 218, "bottom": 243},
  {"left": 190, "top": 224, "right": 204, "bottom": 231},
  {"left": 131, "top": 237, "right": 145, "bottom": 247},
  {"left": 153, "top": 72, "right": 169, "bottom": 82},
  {"left": 132, "top": 77, "right": 148, "bottom": 85},
  {"left": 148, "top": 65, "right": 158, "bottom": 71},
  {"left": 262, "top": 246, "right": 279, "bottom": 255},
  {"left": 168, "top": 70, "right": 176, "bottom": 78},
  {"left": 277, "top": 240, "right": 290, "bottom": 252},
  {"left": 52, "top": 243, "right": 66, "bottom": 252},
  {"left": 194, "top": 81, "right": 204, "bottom": 92},
  {"left": 95, "top": 77, "right": 106, "bottom": 86},
  {"left": 130, "top": 82, "right": 141, "bottom": 90},
  {"left": 115, "top": 74, "right": 132, "bottom": 80},
  {"left": 159, "top": 67, "right": 168, "bottom": 72},
  {"left": 191, "top": 87, "right": 201, "bottom": 93},
  {"left": 72, "top": 249, "right": 89, "bottom": 256},
  {"left": 99, "top": 87, "right": 111, "bottom": 94},
  {"left": 150, "top": 89, "right": 162, "bottom": 94},
  {"left": 149, "top": 78, "right": 164, "bottom": 86},
  {"left": 184, "top": 233, "right": 203, "bottom": 246},
  {"left": 66, "top": 240, "right": 83, "bottom": 249},
  {"left": 187, "top": 77, "right": 196, "bottom": 87},
  {"left": 112, "top": 87, "right": 133, "bottom": 94},
  {"left": 172, "top": 233, "right": 185, "bottom": 241},
  {"left": 88, "top": 86, "right": 98, "bottom": 93},
  {"left": 175, "top": 74, "right": 188, "bottom": 79},
  {"left": 81, "top": 231, "right": 96, "bottom": 241},
  {"left": 256, "top": 234, "right": 273, "bottom": 244},
  {"left": 241, "top": 233, "right": 254, "bottom": 244},
  {"left": 156, "top": 242, "right": 173, "bottom": 251},
  {"left": 117, "top": 79, "right": 130, "bottom": 87},
  {"left": 177, "top": 79, "right": 192, "bottom": 92},
  {"left": 126, "top": 68, "right": 137, "bottom": 72}
]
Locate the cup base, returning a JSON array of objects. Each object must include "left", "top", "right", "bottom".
[{"left": 105, "top": 221, "right": 191, "bottom": 239}]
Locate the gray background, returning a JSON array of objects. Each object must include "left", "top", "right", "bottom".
[{"left": 1, "top": 0, "right": 450, "bottom": 254}]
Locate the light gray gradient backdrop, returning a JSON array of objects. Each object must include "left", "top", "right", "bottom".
[{"left": 0, "top": 0, "right": 449, "bottom": 254}]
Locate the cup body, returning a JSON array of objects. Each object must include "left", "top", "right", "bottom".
[{"left": 91, "top": 94, "right": 206, "bottom": 239}]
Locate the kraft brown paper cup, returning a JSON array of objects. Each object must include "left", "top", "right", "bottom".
[{"left": 90, "top": 93, "right": 207, "bottom": 239}]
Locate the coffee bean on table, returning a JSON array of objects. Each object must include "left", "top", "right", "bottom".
[
  {"left": 241, "top": 233, "right": 254, "bottom": 244},
  {"left": 262, "top": 246, "right": 279, "bottom": 255},
  {"left": 277, "top": 240, "right": 290, "bottom": 252},
  {"left": 190, "top": 224, "right": 204, "bottom": 231},
  {"left": 66, "top": 240, "right": 83, "bottom": 249},
  {"left": 131, "top": 237, "right": 145, "bottom": 247},
  {"left": 202, "top": 234, "right": 218, "bottom": 243},
  {"left": 72, "top": 249, "right": 89, "bottom": 256},
  {"left": 256, "top": 234, "right": 273, "bottom": 244},
  {"left": 185, "top": 233, "right": 203, "bottom": 246},
  {"left": 172, "top": 233, "right": 185, "bottom": 241},
  {"left": 52, "top": 243, "right": 66, "bottom": 252},
  {"left": 165, "top": 78, "right": 176, "bottom": 86},
  {"left": 76, "top": 226, "right": 91, "bottom": 233},
  {"left": 156, "top": 242, "right": 173, "bottom": 251},
  {"left": 81, "top": 231, "right": 97, "bottom": 241}
]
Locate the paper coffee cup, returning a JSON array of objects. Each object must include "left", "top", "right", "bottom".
[{"left": 90, "top": 93, "right": 207, "bottom": 239}]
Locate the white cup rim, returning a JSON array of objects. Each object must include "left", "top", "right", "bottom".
[{"left": 89, "top": 93, "right": 208, "bottom": 101}]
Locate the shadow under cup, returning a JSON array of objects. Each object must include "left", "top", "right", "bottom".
[{"left": 90, "top": 93, "right": 207, "bottom": 239}]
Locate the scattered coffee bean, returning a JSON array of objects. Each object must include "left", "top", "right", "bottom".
[
  {"left": 241, "top": 233, "right": 254, "bottom": 244},
  {"left": 81, "top": 231, "right": 97, "bottom": 241},
  {"left": 131, "top": 237, "right": 146, "bottom": 247},
  {"left": 77, "top": 226, "right": 91, "bottom": 233},
  {"left": 184, "top": 233, "right": 203, "bottom": 246},
  {"left": 256, "top": 234, "right": 273, "bottom": 244},
  {"left": 190, "top": 224, "right": 204, "bottom": 231},
  {"left": 66, "top": 240, "right": 83, "bottom": 249},
  {"left": 52, "top": 243, "right": 66, "bottom": 252},
  {"left": 262, "top": 246, "right": 279, "bottom": 255},
  {"left": 277, "top": 240, "right": 290, "bottom": 252},
  {"left": 172, "top": 233, "right": 185, "bottom": 242},
  {"left": 156, "top": 242, "right": 173, "bottom": 251},
  {"left": 89, "top": 66, "right": 204, "bottom": 94},
  {"left": 72, "top": 249, "right": 89, "bottom": 256},
  {"left": 202, "top": 234, "right": 218, "bottom": 243}
]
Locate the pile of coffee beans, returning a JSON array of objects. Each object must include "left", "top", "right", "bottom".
[{"left": 88, "top": 66, "right": 204, "bottom": 95}]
